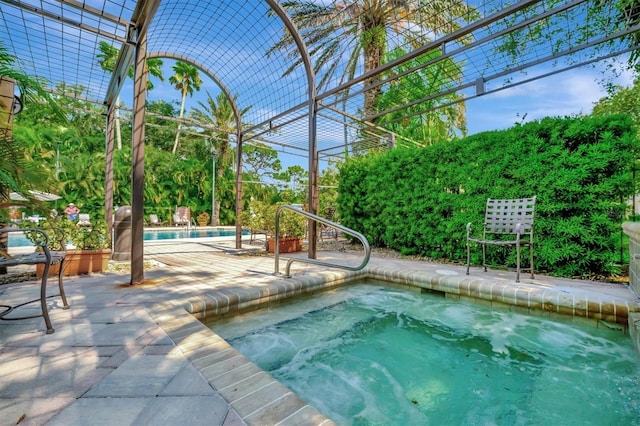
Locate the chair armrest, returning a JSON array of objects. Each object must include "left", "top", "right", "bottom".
[
  {"left": 1, "top": 228, "right": 51, "bottom": 264},
  {"left": 1, "top": 227, "right": 48, "bottom": 247},
  {"left": 514, "top": 223, "right": 523, "bottom": 242},
  {"left": 1, "top": 227, "right": 66, "bottom": 253}
]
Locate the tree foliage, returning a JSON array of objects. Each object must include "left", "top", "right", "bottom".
[
  {"left": 268, "top": 0, "right": 478, "bottom": 119},
  {"left": 494, "top": 0, "right": 640, "bottom": 79},
  {"left": 0, "top": 42, "right": 60, "bottom": 215},
  {"left": 145, "top": 100, "right": 179, "bottom": 152},
  {"left": 0, "top": 42, "right": 61, "bottom": 117},
  {"left": 10, "top": 81, "right": 297, "bottom": 228},
  {"left": 96, "top": 41, "right": 164, "bottom": 90},
  {"left": 597, "top": 0, "right": 640, "bottom": 72},
  {"left": 376, "top": 47, "right": 467, "bottom": 143},
  {"left": 592, "top": 77, "right": 640, "bottom": 132},
  {"left": 170, "top": 61, "right": 202, "bottom": 153},
  {"left": 189, "top": 91, "right": 251, "bottom": 224}
]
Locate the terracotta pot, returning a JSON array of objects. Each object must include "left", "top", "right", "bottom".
[
  {"left": 267, "top": 237, "right": 302, "bottom": 253},
  {"left": 37, "top": 249, "right": 112, "bottom": 277}
]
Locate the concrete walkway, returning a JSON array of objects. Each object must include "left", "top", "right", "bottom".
[{"left": 0, "top": 236, "right": 638, "bottom": 425}]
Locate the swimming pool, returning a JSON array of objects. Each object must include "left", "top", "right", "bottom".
[
  {"left": 211, "top": 282, "right": 640, "bottom": 425},
  {"left": 8, "top": 226, "right": 249, "bottom": 247},
  {"left": 142, "top": 227, "right": 249, "bottom": 241}
]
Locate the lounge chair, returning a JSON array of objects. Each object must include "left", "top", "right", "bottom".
[
  {"left": 173, "top": 207, "right": 191, "bottom": 226},
  {"left": 149, "top": 214, "right": 165, "bottom": 226},
  {"left": 173, "top": 214, "right": 187, "bottom": 226},
  {"left": 77, "top": 213, "right": 92, "bottom": 227}
]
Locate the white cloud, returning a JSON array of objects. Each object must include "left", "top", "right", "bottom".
[{"left": 466, "top": 66, "right": 629, "bottom": 135}]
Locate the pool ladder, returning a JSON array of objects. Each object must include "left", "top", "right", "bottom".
[{"left": 274, "top": 205, "right": 371, "bottom": 277}]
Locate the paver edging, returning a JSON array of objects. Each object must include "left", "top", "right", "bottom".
[
  {"left": 364, "top": 267, "right": 639, "bottom": 325},
  {"left": 145, "top": 264, "right": 640, "bottom": 425},
  {"left": 630, "top": 312, "right": 640, "bottom": 356},
  {"left": 148, "top": 300, "right": 333, "bottom": 426}
]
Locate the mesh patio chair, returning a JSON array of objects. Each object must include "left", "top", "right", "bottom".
[{"left": 466, "top": 196, "right": 536, "bottom": 282}]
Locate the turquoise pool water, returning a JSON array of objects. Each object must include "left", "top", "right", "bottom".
[
  {"left": 142, "top": 227, "right": 248, "bottom": 241},
  {"left": 211, "top": 283, "right": 640, "bottom": 425},
  {"left": 8, "top": 227, "right": 248, "bottom": 247}
]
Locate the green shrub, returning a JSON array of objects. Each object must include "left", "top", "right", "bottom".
[
  {"left": 242, "top": 199, "right": 306, "bottom": 239},
  {"left": 21, "top": 216, "right": 110, "bottom": 251},
  {"left": 338, "top": 114, "right": 638, "bottom": 278}
]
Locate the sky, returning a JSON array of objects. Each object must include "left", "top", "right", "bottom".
[
  {"left": 104, "top": 0, "right": 637, "bottom": 173},
  {"left": 149, "top": 58, "right": 633, "bottom": 130},
  {"left": 465, "top": 64, "right": 634, "bottom": 135},
  {"left": 134, "top": 56, "right": 635, "bottom": 173},
  {"left": 5, "top": 0, "right": 635, "bottom": 174}
]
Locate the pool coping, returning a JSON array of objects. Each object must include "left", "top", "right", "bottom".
[{"left": 147, "top": 266, "right": 640, "bottom": 425}]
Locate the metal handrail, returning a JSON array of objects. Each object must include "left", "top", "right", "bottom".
[{"left": 274, "top": 205, "right": 371, "bottom": 277}]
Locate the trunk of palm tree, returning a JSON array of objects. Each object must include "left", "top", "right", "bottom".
[
  {"left": 362, "top": 23, "right": 385, "bottom": 121},
  {"left": 172, "top": 91, "right": 187, "bottom": 154},
  {"left": 363, "top": 46, "right": 383, "bottom": 121},
  {"left": 213, "top": 199, "right": 221, "bottom": 226},
  {"left": 212, "top": 138, "right": 229, "bottom": 225}
]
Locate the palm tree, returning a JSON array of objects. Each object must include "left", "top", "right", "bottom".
[
  {"left": 169, "top": 61, "right": 202, "bottom": 154},
  {"left": 0, "top": 42, "right": 57, "bottom": 268},
  {"left": 376, "top": 47, "right": 468, "bottom": 142},
  {"left": 0, "top": 41, "right": 57, "bottom": 204},
  {"left": 190, "top": 91, "right": 251, "bottom": 224},
  {"left": 269, "top": 0, "right": 478, "bottom": 120},
  {"left": 96, "top": 41, "right": 164, "bottom": 149}
]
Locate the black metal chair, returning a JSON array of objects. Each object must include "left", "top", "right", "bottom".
[{"left": 0, "top": 227, "right": 69, "bottom": 333}]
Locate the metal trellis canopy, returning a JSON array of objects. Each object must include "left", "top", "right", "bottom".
[{"left": 1, "top": 0, "right": 638, "bottom": 283}]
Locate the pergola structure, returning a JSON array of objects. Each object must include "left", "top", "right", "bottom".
[{"left": 1, "top": 0, "right": 638, "bottom": 283}]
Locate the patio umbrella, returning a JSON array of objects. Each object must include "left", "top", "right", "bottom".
[{"left": 9, "top": 190, "right": 62, "bottom": 202}]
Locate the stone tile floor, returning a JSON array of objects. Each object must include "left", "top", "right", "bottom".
[{"left": 0, "top": 237, "right": 638, "bottom": 425}]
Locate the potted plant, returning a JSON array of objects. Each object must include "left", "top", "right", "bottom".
[
  {"left": 197, "top": 211, "right": 210, "bottom": 227},
  {"left": 242, "top": 199, "right": 307, "bottom": 253},
  {"left": 23, "top": 216, "right": 112, "bottom": 276},
  {"left": 241, "top": 199, "right": 269, "bottom": 243},
  {"left": 265, "top": 204, "right": 307, "bottom": 253}
]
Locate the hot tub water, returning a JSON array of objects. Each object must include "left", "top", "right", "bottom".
[{"left": 211, "top": 283, "right": 640, "bottom": 425}]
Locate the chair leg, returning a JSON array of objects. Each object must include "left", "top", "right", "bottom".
[
  {"left": 57, "top": 259, "right": 69, "bottom": 310},
  {"left": 466, "top": 239, "right": 470, "bottom": 275},
  {"left": 39, "top": 263, "right": 54, "bottom": 334},
  {"left": 515, "top": 243, "right": 521, "bottom": 283}
]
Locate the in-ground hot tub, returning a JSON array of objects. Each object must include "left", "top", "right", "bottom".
[
  {"left": 153, "top": 264, "right": 640, "bottom": 425},
  {"left": 209, "top": 280, "right": 640, "bottom": 425}
]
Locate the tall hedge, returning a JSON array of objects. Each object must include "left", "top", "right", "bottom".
[{"left": 337, "top": 114, "right": 639, "bottom": 278}]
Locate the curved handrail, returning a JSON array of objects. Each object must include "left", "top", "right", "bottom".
[{"left": 274, "top": 205, "right": 371, "bottom": 277}]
